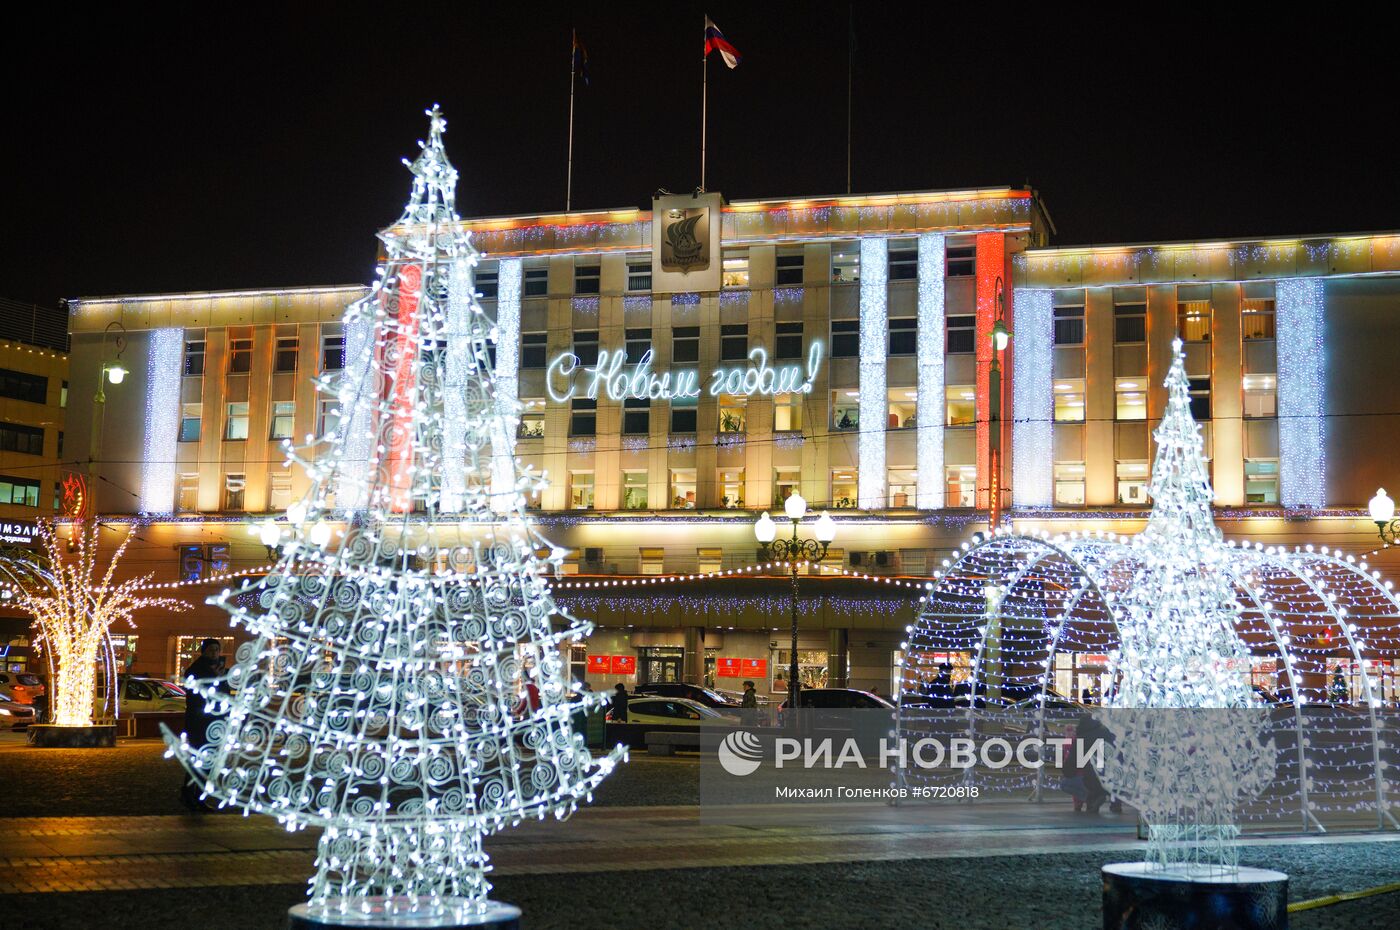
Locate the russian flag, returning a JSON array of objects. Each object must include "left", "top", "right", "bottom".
[
  {"left": 572, "top": 29, "right": 590, "bottom": 85},
  {"left": 704, "top": 16, "right": 741, "bottom": 69}
]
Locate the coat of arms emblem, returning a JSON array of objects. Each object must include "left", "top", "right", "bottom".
[{"left": 661, "top": 207, "right": 709, "bottom": 272}]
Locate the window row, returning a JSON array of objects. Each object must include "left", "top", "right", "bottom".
[
  {"left": 1050, "top": 297, "right": 1277, "bottom": 346},
  {"left": 1051, "top": 458, "right": 1279, "bottom": 507},
  {"left": 1051, "top": 375, "right": 1276, "bottom": 423},
  {"left": 179, "top": 400, "right": 334, "bottom": 442},
  {"left": 183, "top": 330, "right": 342, "bottom": 376}
]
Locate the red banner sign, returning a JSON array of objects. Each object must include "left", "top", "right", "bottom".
[
  {"left": 610, "top": 655, "right": 636, "bottom": 675},
  {"left": 586, "top": 655, "right": 612, "bottom": 674},
  {"left": 716, "top": 657, "right": 742, "bottom": 678},
  {"left": 740, "top": 658, "right": 767, "bottom": 677}
]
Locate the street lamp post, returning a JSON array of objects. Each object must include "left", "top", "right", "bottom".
[
  {"left": 755, "top": 493, "right": 836, "bottom": 717},
  {"left": 988, "top": 278, "right": 1012, "bottom": 528},
  {"left": 1369, "top": 488, "right": 1399, "bottom": 544},
  {"left": 90, "top": 321, "right": 128, "bottom": 480}
]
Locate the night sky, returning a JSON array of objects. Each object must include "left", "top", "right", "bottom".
[{"left": 11, "top": 3, "right": 1396, "bottom": 310}]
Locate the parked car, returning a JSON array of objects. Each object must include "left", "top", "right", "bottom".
[
  {"left": 102, "top": 677, "right": 187, "bottom": 715},
  {"left": 779, "top": 688, "right": 895, "bottom": 710},
  {"left": 632, "top": 682, "right": 741, "bottom": 715},
  {"left": 605, "top": 696, "right": 734, "bottom": 747},
  {"left": 0, "top": 671, "right": 44, "bottom": 705},
  {"left": 0, "top": 694, "right": 37, "bottom": 729}
]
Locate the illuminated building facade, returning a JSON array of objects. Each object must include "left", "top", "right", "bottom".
[{"left": 62, "top": 192, "right": 1400, "bottom": 700}]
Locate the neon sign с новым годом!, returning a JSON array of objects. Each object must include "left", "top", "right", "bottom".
[{"left": 545, "top": 342, "right": 824, "bottom": 403}]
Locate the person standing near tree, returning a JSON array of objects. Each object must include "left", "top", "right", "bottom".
[
  {"left": 180, "top": 639, "right": 227, "bottom": 812},
  {"left": 610, "top": 683, "right": 629, "bottom": 722}
]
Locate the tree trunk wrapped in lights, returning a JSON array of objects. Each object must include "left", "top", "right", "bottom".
[
  {"left": 164, "top": 106, "right": 623, "bottom": 924},
  {"left": 15, "top": 522, "right": 187, "bottom": 727}
]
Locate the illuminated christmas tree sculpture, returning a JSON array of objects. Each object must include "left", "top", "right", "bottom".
[
  {"left": 165, "top": 106, "right": 623, "bottom": 924},
  {"left": 1100, "top": 338, "right": 1274, "bottom": 874}
]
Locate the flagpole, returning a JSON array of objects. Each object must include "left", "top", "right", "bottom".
[
  {"left": 701, "top": 22, "right": 708, "bottom": 191},
  {"left": 567, "top": 31, "right": 577, "bottom": 211}
]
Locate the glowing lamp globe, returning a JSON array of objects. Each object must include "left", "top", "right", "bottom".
[
  {"left": 990, "top": 320, "right": 1011, "bottom": 352},
  {"left": 105, "top": 362, "right": 128, "bottom": 385},
  {"left": 814, "top": 511, "right": 836, "bottom": 543},
  {"left": 309, "top": 521, "right": 333, "bottom": 548},
  {"left": 259, "top": 521, "right": 281, "bottom": 547},
  {"left": 1370, "top": 488, "right": 1395, "bottom": 523},
  {"left": 754, "top": 511, "right": 777, "bottom": 544},
  {"left": 286, "top": 501, "right": 308, "bottom": 526},
  {"left": 783, "top": 491, "right": 807, "bottom": 522}
]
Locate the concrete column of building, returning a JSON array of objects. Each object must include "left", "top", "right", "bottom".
[
  {"left": 694, "top": 294, "right": 721, "bottom": 509},
  {"left": 196, "top": 328, "right": 228, "bottom": 512},
  {"left": 745, "top": 286, "right": 775, "bottom": 510},
  {"left": 292, "top": 322, "right": 322, "bottom": 500},
  {"left": 1210, "top": 283, "right": 1244, "bottom": 505},
  {"left": 802, "top": 280, "right": 832, "bottom": 507},
  {"left": 827, "top": 628, "right": 849, "bottom": 688},
  {"left": 683, "top": 626, "right": 705, "bottom": 685},
  {"left": 1145, "top": 285, "right": 1177, "bottom": 461},
  {"left": 542, "top": 284, "right": 573, "bottom": 511},
  {"left": 244, "top": 326, "right": 275, "bottom": 510},
  {"left": 648, "top": 296, "right": 670, "bottom": 510},
  {"left": 1083, "top": 289, "right": 1116, "bottom": 505},
  {"left": 593, "top": 291, "right": 624, "bottom": 510}
]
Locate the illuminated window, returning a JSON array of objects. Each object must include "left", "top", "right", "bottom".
[
  {"left": 183, "top": 338, "right": 206, "bottom": 376},
  {"left": 521, "top": 332, "right": 547, "bottom": 368},
  {"left": 176, "top": 473, "right": 198, "bottom": 512},
  {"left": 887, "top": 387, "right": 916, "bottom": 429},
  {"left": 945, "top": 466, "right": 977, "bottom": 507},
  {"left": 223, "top": 473, "right": 246, "bottom": 511},
  {"left": 275, "top": 335, "right": 299, "bottom": 372},
  {"left": 672, "top": 326, "right": 700, "bottom": 363},
  {"left": 269, "top": 401, "right": 295, "bottom": 440},
  {"left": 720, "top": 324, "right": 748, "bottom": 362},
  {"left": 775, "top": 322, "right": 804, "bottom": 360},
  {"left": 639, "top": 547, "right": 665, "bottom": 575},
  {"left": 831, "top": 390, "right": 860, "bottom": 430},
  {"left": 1243, "top": 374, "right": 1277, "bottom": 418},
  {"left": 523, "top": 265, "right": 548, "bottom": 297},
  {"left": 623, "top": 397, "right": 650, "bottom": 434},
  {"left": 945, "top": 386, "right": 975, "bottom": 427},
  {"left": 946, "top": 243, "right": 975, "bottom": 277},
  {"left": 622, "top": 471, "right": 648, "bottom": 510},
  {"left": 889, "top": 317, "right": 916, "bottom": 355},
  {"left": 228, "top": 335, "right": 253, "bottom": 374},
  {"left": 573, "top": 330, "right": 599, "bottom": 366},
  {"left": 569, "top": 472, "right": 594, "bottom": 510},
  {"left": 698, "top": 548, "right": 723, "bottom": 574},
  {"left": 1114, "top": 303, "right": 1146, "bottom": 343},
  {"left": 718, "top": 469, "right": 745, "bottom": 509},
  {"left": 1245, "top": 459, "right": 1280, "bottom": 504},
  {"left": 224, "top": 403, "right": 249, "bottom": 440},
  {"left": 773, "top": 393, "right": 803, "bottom": 431},
  {"left": 321, "top": 328, "right": 345, "bottom": 370},
  {"left": 670, "top": 394, "right": 697, "bottom": 433},
  {"left": 574, "top": 261, "right": 600, "bottom": 295},
  {"left": 670, "top": 469, "right": 696, "bottom": 509},
  {"left": 722, "top": 250, "right": 750, "bottom": 288},
  {"left": 1116, "top": 461, "right": 1149, "bottom": 505},
  {"left": 1177, "top": 301, "right": 1212, "bottom": 342},
  {"left": 887, "top": 469, "right": 916, "bottom": 508},
  {"left": 518, "top": 398, "right": 544, "bottom": 439},
  {"left": 179, "top": 403, "right": 202, "bottom": 442},
  {"left": 626, "top": 328, "right": 652, "bottom": 361},
  {"left": 0, "top": 476, "right": 40, "bottom": 508},
  {"left": 775, "top": 249, "right": 804, "bottom": 285},
  {"left": 1054, "top": 380, "right": 1085, "bottom": 422},
  {"left": 718, "top": 395, "right": 747, "bottom": 434},
  {"left": 831, "top": 246, "right": 859, "bottom": 283},
  {"left": 773, "top": 468, "right": 800, "bottom": 508},
  {"left": 627, "top": 258, "right": 651, "bottom": 292},
  {"left": 946, "top": 315, "right": 975, "bottom": 354},
  {"left": 830, "top": 319, "right": 859, "bottom": 357},
  {"left": 1054, "top": 463, "right": 1085, "bottom": 505},
  {"left": 569, "top": 398, "right": 596, "bottom": 436},
  {"left": 831, "top": 470, "right": 858, "bottom": 509},
  {"left": 1115, "top": 377, "right": 1146, "bottom": 421},
  {"left": 269, "top": 472, "right": 292, "bottom": 511},
  {"left": 1242, "top": 299, "right": 1276, "bottom": 340}
]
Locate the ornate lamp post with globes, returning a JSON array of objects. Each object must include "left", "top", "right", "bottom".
[
  {"left": 1369, "top": 488, "right": 1399, "bottom": 544},
  {"left": 754, "top": 493, "right": 837, "bottom": 717}
]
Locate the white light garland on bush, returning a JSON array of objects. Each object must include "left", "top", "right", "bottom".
[
  {"left": 858, "top": 237, "right": 888, "bottom": 510},
  {"left": 916, "top": 233, "right": 946, "bottom": 510},
  {"left": 1011, "top": 289, "right": 1052, "bottom": 508},
  {"left": 164, "top": 106, "right": 623, "bottom": 923}
]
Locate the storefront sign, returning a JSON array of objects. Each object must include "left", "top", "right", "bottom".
[
  {"left": 740, "top": 658, "right": 768, "bottom": 677},
  {"left": 0, "top": 521, "right": 39, "bottom": 547},
  {"left": 546, "top": 343, "right": 823, "bottom": 403},
  {"left": 587, "top": 655, "right": 612, "bottom": 674},
  {"left": 650, "top": 192, "right": 723, "bottom": 294},
  {"left": 610, "top": 654, "right": 637, "bottom": 675},
  {"left": 716, "top": 657, "right": 742, "bottom": 678}
]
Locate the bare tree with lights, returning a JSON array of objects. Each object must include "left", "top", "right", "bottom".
[{"left": 164, "top": 106, "right": 623, "bottom": 926}]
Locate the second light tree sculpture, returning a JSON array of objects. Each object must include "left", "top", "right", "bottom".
[{"left": 165, "top": 107, "right": 622, "bottom": 926}]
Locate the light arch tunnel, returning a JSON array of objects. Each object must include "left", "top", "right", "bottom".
[{"left": 895, "top": 530, "right": 1400, "bottom": 832}]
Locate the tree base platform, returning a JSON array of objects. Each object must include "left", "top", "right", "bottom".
[
  {"left": 26, "top": 724, "right": 117, "bottom": 748},
  {"left": 1103, "top": 862, "right": 1288, "bottom": 929},
  {"left": 287, "top": 898, "right": 521, "bottom": 929}
]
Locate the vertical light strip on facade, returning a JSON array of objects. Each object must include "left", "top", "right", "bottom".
[
  {"left": 915, "top": 233, "right": 946, "bottom": 510},
  {"left": 139, "top": 328, "right": 183, "bottom": 513},
  {"left": 337, "top": 300, "right": 374, "bottom": 513},
  {"left": 440, "top": 260, "right": 472, "bottom": 513},
  {"left": 974, "top": 232, "right": 1005, "bottom": 508},
  {"left": 1011, "top": 289, "right": 1053, "bottom": 507},
  {"left": 490, "top": 258, "right": 523, "bottom": 512},
  {"left": 1276, "top": 278, "right": 1326, "bottom": 508},
  {"left": 858, "top": 237, "right": 888, "bottom": 510}
]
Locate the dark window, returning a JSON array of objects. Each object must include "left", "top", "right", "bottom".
[
  {"left": 476, "top": 269, "right": 498, "bottom": 299},
  {"left": 888, "top": 247, "right": 917, "bottom": 281},
  {"left": 60, "top": 380, "right": 68, "bottom": 407},
  {"left": 574, "top": 331, "right": 600, "bottom": 366},
  {"left": 322, "top": 333, "right": 345, "bottom": 370},
  {"left": 671, "top": 405, "right": 698, "bottom": 433},
  {"left": 720, "top": 324, "right": 747, "bottom": 362},
  {"left": 57, "top": 431, "right": 63, "bottom": 457},
  {"left": 672, "top": 326, "right": 700, "bottom": 364},
  {"left": 0, "top": 422, "right": 43, "bottom": 455},
  {"left": 626, "top": 328, "right": 652, "bottom": 362},
  {"left": 0, "top": 475, "right": 41, "bottom": 507},
  {"left": 523, "top": 267, "right": 548, "bottom": 297},
  {"left": 831, "top": 320, "right": 859, "bottom": 358},
  {"left": 623, "top": 397, "right": 650, "bottom": 434},
  {"left": 775, "top": 322, "right": 803, "bottom": 360},
  {"left": 627, "top": 261, "right": 652, "bottom": 292},
  {"left": 0, "top": 369, "right": 47, "bottom": 404},
  {"left": 183, "top": 340, "right": 206, "bottom": 376},
  {"left": 775, "top": 252, "right": 804, "bottom": 285},
  {"left": 946, "top": 244, "right": 976, "bottom": 277},
  {"left": 570, "top": 398, "right": 597, "bottom": 436},
  {"left": 275, "top": 336, "right": 298, "bottom": 373},
  {"left": 178, "top": 545, "right": 206, "bottom": 582},
  {"left": 1053, "top": 305, "right": 1085, "bottom": 345},
  {"left": 574, "top": 262, "right": 600, "bottom": 295},
  {"left": 947, "top": 316, "right": 975, "bottom": 354},
  {"left": 228, "top": 338, "right": 252, "bottom": 374},
  {"left": 521, "top": 332, "right": 547, "bottom": 369},
  {"left": 1189, "top": 378, "right": 1211, "bottom": 420},
  {"left": 1115, "top": 304, "right": 1147, "bottom": 343},
  {"left": 889, "top": 317, "right": 916, "bottom": 355}
]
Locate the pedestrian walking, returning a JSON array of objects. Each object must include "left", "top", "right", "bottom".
[
  {"left": 610, "top": 683, "right": 629, "bottom": 722},
  {"left": 179, "top": 639, "right": 227, "bottom": 812},
  {"left": 740, "top": 679, "right": 758, "bottom": 725}
]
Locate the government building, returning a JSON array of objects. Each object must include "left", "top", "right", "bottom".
[{"left": 59, "top": 188, "right": 1400, "bottom": 702}]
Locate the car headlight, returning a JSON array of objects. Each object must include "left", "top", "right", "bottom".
[{"left": 0, "top": 707, "right": 12, "bottom": 716}]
